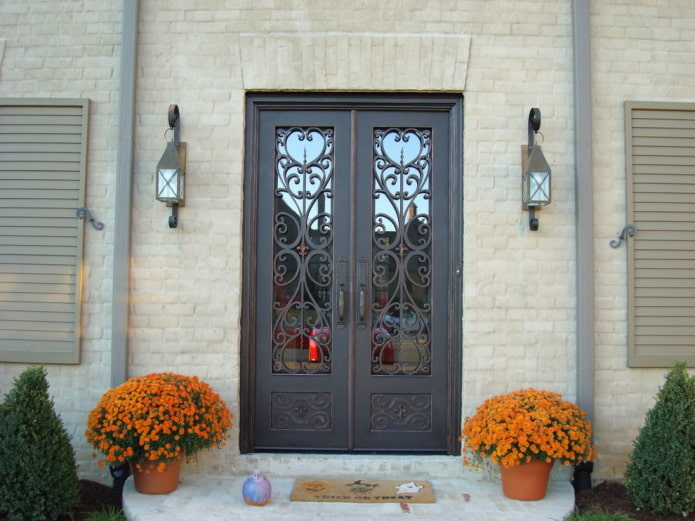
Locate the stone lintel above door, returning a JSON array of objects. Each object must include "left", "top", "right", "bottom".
[{"left": 239, "top": 33, "right": 471, "bottom": 92}]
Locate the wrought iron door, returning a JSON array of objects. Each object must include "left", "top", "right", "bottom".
[{"left": 243, "top": 95, "right": 462, "bottom": 454}]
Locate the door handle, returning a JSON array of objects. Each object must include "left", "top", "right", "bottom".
[
  {"left": 357, "top": 259, "right": 368, "bottom": 328},
  {"left": 338, "top": 287, "right": 346, "bottom": 322},
  {"left": 337, "top": 258, "right": 347, "bottom": 327},
  {"left": 359, "top": 288, "right": 366, "bottom": 323}
]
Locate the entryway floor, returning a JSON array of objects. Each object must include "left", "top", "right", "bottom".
[{"left": 123, "top": 474, "right": 575, "bottom": 521}]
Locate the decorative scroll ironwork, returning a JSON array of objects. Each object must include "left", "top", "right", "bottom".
[
  {"left": 271, "top": 392, "right": 332, "bottom": 430},
  {"left": 272, "top": 127, "right": 334, "bottom": 374},
  {"left": 370, "top": 393, "right": 432, "bottom": 432},
  {"left": 76, "top": 207, "right": 104, "bottom": 231},
  {"left": 371, "top": 128, "right": 432, "bottom": 375},
  {"left": 609, "top": 224, "right": 638, "bottom": 248}
]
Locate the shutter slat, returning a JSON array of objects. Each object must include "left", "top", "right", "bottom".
[{"left": 635, "top": 307, "right": 695, "bottom": 316}]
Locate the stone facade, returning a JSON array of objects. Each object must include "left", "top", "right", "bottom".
[{"left": 0, "top": 0, "right": 694, "bottom": 483}]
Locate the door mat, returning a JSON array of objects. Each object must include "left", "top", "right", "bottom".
[{"left": 290, "top": 478, "right": 435, "bottom": 503}]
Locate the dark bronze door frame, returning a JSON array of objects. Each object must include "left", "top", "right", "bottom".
[{"left": 241, "top": 94, "right": 462, "bottom": 454}]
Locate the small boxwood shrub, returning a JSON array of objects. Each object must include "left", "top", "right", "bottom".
[
  {"left": 624, "top": 361, "right": 695, "bottom": 517},
  {"left": 0, "top": 366, "right": 80, "bottom": 521}
]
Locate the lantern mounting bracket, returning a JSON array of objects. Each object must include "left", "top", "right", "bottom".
[
  {"left": 528, "top": 107, "right": 541, "bottom": 148},
  {"left": 522, "top": 107, "right": 551, "bottom": 231},
  {"left": 168, "top": 104, "right": 180, "bottom": 144},
  {"left": 527, "top": 104, "right": 540, "bottom": 232},
  {"left": 156, "top": 104, "right": 185, "bottom": 229}
]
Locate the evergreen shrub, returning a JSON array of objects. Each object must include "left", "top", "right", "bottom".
[
  {"left": 0, "top": 366, "right": 80, "bottom": 521},
  {"left": 624, "top": 361, "right": 695, "bottom": 517}
]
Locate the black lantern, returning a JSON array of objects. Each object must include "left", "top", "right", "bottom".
[
  {"left": 522, "top": 108, "right": 551, "bottom": 231},
  {"left": 156, "top": 104, "right": 186, "bottom": 228}
]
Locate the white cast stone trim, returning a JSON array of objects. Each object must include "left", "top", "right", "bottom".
[
  {"left": 0, "top": 39, "right": 6, "bottom": 76},
  {"left": 239, "top": 32, "right": 471, "bottom": 92}
]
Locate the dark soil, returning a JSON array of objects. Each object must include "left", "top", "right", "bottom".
[
  {"left": 63, "top": 479, "right": 123, "bottom": 520},
  {"left": 0, "top": 480, "right": 121, "bottom": 521},
  {"left": 575, "top": 481, "right": 695, "bottom": 520}
]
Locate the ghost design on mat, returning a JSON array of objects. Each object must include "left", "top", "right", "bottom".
[{"left": 395, "top": 481, "right": 424, "bottom": 495}]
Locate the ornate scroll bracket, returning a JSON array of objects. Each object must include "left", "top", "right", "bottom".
[
  {"left": 76, "top": 207, "right": 105, "bottom": 231},
  {"left": 609, "top": 224, "right": 637, "bottom": 249}
]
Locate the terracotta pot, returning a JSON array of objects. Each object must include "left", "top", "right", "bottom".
[
  {"left": 499, "top": 459, "right": 554, "bottom": 501},
  {"left": 130, "top": 456, "right": 184, "bottom": 494}
]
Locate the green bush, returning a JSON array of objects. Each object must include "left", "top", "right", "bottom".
[
  {"left": 0, "top": 366, "right": 80, "bottom": 521},
  {"left": 624, "top": 361, "right": 695, "bottom": 517}
]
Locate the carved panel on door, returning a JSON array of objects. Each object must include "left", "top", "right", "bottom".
[
  {"left": 370, "top": 393, "right": 432, "bottom": 432},
  {"left": 270, "top": 392, "right": 332, "bottom": 431}
]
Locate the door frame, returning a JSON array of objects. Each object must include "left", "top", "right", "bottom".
[{"left": 240, "top": 93, "right": 463, "bottom": 454}]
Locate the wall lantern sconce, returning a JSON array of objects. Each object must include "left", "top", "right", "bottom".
[
  {"left": 156, "top": 104, "right": 186, "bottom": 228},
  {"left": 522, "top": 108, "right": 551, "bottom": 231}
]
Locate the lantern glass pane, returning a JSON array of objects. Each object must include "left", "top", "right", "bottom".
[
  {"left": 526, "top": 171, "right": 550, "bottom": 206},
  {"left": 157, "top": 168, "right": 180, "bottom": 202}
]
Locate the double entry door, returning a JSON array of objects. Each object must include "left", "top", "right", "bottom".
[{"left": 243, "top": 95, "right": 461, "bottom": 454}]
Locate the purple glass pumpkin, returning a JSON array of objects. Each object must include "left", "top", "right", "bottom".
[{"left": 242, "top": 470, "right": 272, "bottom": 506}]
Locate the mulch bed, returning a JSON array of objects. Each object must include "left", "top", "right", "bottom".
[
  {"left": 65, "top": 480, "right": 123, "bottom": 520},
  {"left": 1, "top": 480, "right": 121, "bottom": 521},
  {"left": 575, "top": 481, "right": 695, "bottom": 520}
]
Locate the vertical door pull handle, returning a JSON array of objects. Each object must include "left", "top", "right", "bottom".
[
  {"left": 357, "top": 259, "right": 368, "bottom": 328},
  {"left": 359, "top": 288, "right": 366, "bottom": 323},
  {"left": 338, "top": 287, "right": 346, "bottom": 322},
  {"left": 337, "top": 258, "right": 347, "bottom": 327}
]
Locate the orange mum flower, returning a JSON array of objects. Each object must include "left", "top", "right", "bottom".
[
  {"left": 85, "top": 372, "right": 233, "bottom": 472},
  {"left": 461, "top": 388, "right": 591, "bottom": 468}
]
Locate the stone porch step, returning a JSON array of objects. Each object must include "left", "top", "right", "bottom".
[{"left": 123, "top": 474, "right": 575, "bottom": 521}]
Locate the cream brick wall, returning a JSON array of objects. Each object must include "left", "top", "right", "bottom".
[
  {"left": 590, "top": 0, "right": 695, "bottom": 479},
  {"left": 0, "top": 0, "right": 121, "bottom": 480},
  {"left": 0, "top": 0, "right": 693, "bottom": 484}
]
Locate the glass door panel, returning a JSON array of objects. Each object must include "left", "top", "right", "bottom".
[
  {"left": 272, "top": 127, "right": 334, "bottom": 374},
  {"left": 371, "top": 127, "right": 432, "bottom": 375}
]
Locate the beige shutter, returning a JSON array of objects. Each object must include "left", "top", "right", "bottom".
[
  {"left": 625, "top": 101, "right": 695, "bottom": 367},
  {"left": 0, "top": 99, "right": 88, "bottom": 364}
]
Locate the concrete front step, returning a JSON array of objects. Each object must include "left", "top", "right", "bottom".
[{"left": 123, "top": 474, "right": 575, "bottom": 521}]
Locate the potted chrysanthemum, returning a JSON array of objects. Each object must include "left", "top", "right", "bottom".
[
  {"left": 85, "top": 372, "right": 233, "bottom": 494},
  {"left": 461, "top": 388, "right": 592, "bottom": 501}
]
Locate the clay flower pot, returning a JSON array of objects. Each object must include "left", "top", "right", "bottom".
[
  {"left": 499, "top": 459, "right": 554, "bottom": 501},
  {"left": 130, "top": 456, "right": 184, "bottom": 495}
]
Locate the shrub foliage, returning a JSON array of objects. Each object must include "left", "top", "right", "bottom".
[
  {"left": 0, "top": 366, "right": 80, "bottom": 521},
  {"left": 624, "top": 361, "right": 695, "bottom": 517}
]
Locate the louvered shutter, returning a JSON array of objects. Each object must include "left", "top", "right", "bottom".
[
  {"left": 625, "top": 101, "right": 695, "bottom": 367},
  {"left": 0, "top": 99, "right": 88, "bottom": 363}
]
